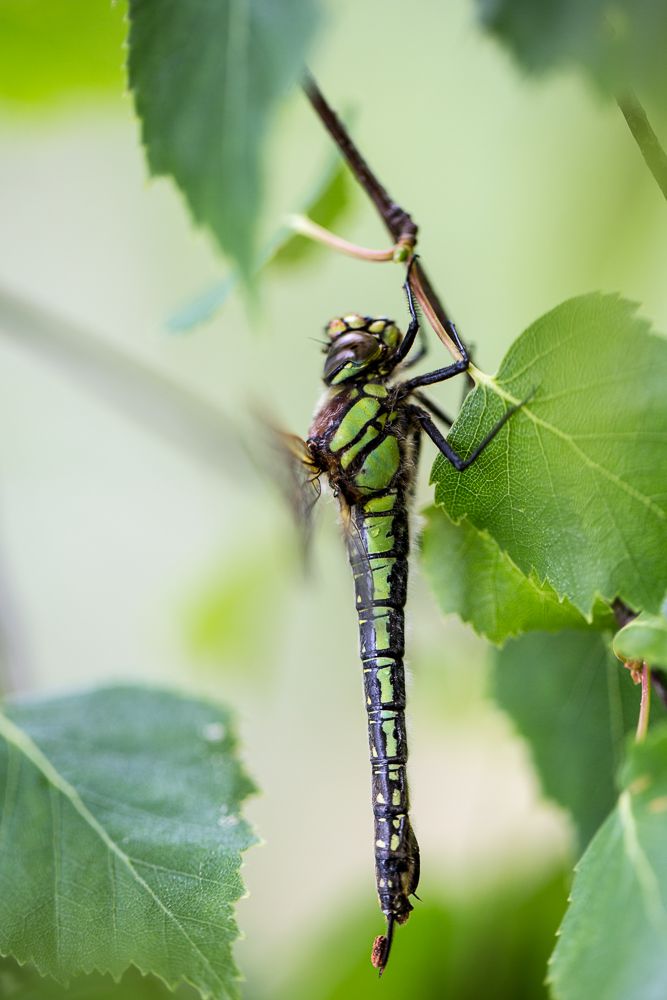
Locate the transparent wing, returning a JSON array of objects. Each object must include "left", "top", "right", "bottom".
[
  {"left": 264, "top": 426, "right": 322, "bottom": 568},
  {"left": 338, "top": 493, "right": 375, "bottom": 600}
]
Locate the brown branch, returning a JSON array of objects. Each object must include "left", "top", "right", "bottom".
[
  {"left": 302, "top": 72, "right": 463, "bottom": 360},
  {"left": 617, "top": 93, "right": 667, "bottom": 202}
]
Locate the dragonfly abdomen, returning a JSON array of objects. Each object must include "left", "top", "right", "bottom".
[
  {"left": 348, "top": 494, "right": 420, "bottom": 936},
  {"left": 308, "top": 375, "right": 420, "bottom": 966}
]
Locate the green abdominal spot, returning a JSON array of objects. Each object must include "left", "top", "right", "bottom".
[
  {"left": 364, "top": 494, "right": 396, "bottom": 513},
  {"left": 382, "top": 718, "right": 398, "bottom": 758},
  {"left": 365, "top": 516, "right": 395, "bottom": 555},
  {"left": 354, "top": 435, "right": 401, "bottom": 491},
  {"left": 371, "top": 558, "right": 395, "bottom": 601},
  {"left": 375, "top": 665, "right": 393, "bottom": 704},
  {"left": 371, "top": 608, "right": 390, "bottom": 650}
]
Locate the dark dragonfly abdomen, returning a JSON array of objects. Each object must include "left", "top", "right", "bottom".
[{"left": 308, "top": 375, "right": 421, "bottom": 958}]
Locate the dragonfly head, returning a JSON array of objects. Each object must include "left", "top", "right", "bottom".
[{"left": 322, "top": 314, "right": 402, "bottom": 385}]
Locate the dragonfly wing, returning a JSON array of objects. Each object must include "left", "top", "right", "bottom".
[{"left": 266, "top": 427, "right": 322, "bottom": 567}]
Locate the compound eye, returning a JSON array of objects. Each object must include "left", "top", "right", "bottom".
[
  {"left": 333, "top": 331, "right": 378, "bottom": 361},
  {"left": 323, "top": 332, "right": 382, "bottom": 383},
  {"left": 354, "top": 333, "right": 381, "bottom": 361}
]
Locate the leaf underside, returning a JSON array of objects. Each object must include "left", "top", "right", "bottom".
[
  {"left": 421, "top": 506, "right": 614, "bottom": 646},
  {"left": 127, "top": 0, "right": 319, "bottom": 277},
  {"left": 0, "top": 686, "right": 256, "bottom": 1000}
]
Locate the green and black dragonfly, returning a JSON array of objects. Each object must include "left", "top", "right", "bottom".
[{"left": 285, "top": 263, "right": 522, "bottom": 972}]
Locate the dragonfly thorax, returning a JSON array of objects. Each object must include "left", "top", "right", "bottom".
[{"left": 323, "top": 314, "right": 402, "bottom": 385}]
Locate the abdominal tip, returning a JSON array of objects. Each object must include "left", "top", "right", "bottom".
[
  {"left": 370, "top": 915, "right": 395, "bottom": 975},
  {"left": 371, "top": 935, "right": 388, "bottom": 975}
]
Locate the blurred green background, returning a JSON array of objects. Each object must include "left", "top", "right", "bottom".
[{"left": 1, "top": 1, "right": 666, "bottom": 997}]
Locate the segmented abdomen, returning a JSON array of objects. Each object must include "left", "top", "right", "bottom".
[
  {"left": 308, "top": 379, "right": 420, "bottom": 927},
  {"left": 348, "top": 490, "right": 420, "bottom": 925}
]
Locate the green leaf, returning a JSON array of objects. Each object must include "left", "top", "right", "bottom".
[
  {"left": 0, "top": 0, "right": 126, "bottom": 104},
  {"left": 0, "top": 957, "right": 199, "bottom": 1000},
  {"left": 432, "top": 294, "right": 667, "bottom": 618},
  {"left": 549, "top": 726, "right": 667, "bottom": 1000},
  {"left": 493, "top": 631, "right": 639, "bottom": 849},
  {"left": 0, "top": 686, "right": 256, "bottom": 999},
  {"left": 127, "top": 0, "right": 320, "bottom": 277},
  {"left": 184, "top": 542, "right": 288, "bottom": 673},
  {"left": 613, "top": 606, "right": 667, "bottom": 666},
  {"left": 475, "top": 0, "right": 667, "bottom": 104},
  {"left": 421, "top": 506, "right": 614, "bottom": 645},
  {"left": 167, "top": 154, "right": 353, "bottom": 332}
]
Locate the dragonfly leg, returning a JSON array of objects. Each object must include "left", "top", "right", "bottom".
[
  {"left": 409, "top": 400, "right": 525, "bottom": 471},
  {"left": 392, "top": 260, "right": 422, "bottom": 365},
  {"left": 412, "top": 390, "right": 454, "bottom": 428},
  {"left": 399, "top": 350, "right": 469, "bottom": 394},
  {"left": 400, "top": 270, "right": 430, "bottom": 368}
]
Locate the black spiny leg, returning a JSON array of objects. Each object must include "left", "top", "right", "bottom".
[
  {"left": 394, "top": 258, "right": 472, "bottom": 390},
  {"left": 409, "top": 400, "right": 525, "bottom": 471},
  {"left": 413, "top": 391, "right": 454, "bottom": 428},
  {"left": 393, "top": 259, "right": 423, "bottom": 366},
  {"left": 400, "top": 270, "right": 429, "bottom": 369}
]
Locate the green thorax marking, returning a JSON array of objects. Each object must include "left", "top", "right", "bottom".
[
  {"left": 321, "top": 379, "right": 404, "bottom": 494},
  {"left": 330, "top": 395, "right": 381, "bottom": 452}
]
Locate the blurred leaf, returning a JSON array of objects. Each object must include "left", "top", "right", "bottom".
[
  {"left": 0, "top": 686, "right": 257, "bottom": 999},
  {"left": 127, "top": 0, "right": 320, "bottom": 279},
  {"left": 421, "top": 506, "right": 614, "bottom": 645},
  {"left": 185, "top": 541, "right": 288, "bottom": 674},
  {"left": 272, "top": 871, "right": 567, "bottom": 1000},
  {"left": 613, "top": 605, "right": 667, "bottom": 666},
  {"left": 0, "top": 0, "right": 126, "bottom": 104},
  {"left": 432, "top": 294, "right": 667, "bottom": 618},
  {"left": 475, "top": 0, "right": 667, "bottom": 104},
  {"left": 167, "top": 274, "right": 240, "bottom": 334},
  {"left": 167, "top": 154, "right": 353, "bottom": 332},
  {"left": 549, "top": 726, "right": 667, "bottom": 1000},
  {"left": 0, "top": 958, "right": 198, "bottom": 1000},
  {"left": 493, "top": 631, "right": 640, "bottom": 849}
]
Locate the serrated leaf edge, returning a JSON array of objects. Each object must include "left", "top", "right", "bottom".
[
  {"left": 0, "top": 708, "right": 245, "bottom": 998},
  {"left": 421, "top": 508, "right": 597, "bottom": 645}
]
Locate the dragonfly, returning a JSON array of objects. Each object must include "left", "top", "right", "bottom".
[{"left": 284, "top": 261, "right": 523, "bottom": 973}]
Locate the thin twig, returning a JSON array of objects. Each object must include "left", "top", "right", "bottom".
[
  {"left": 636, "top": 662, "right": 651, "bottom": 742},
  {"left": 287, "top": 215, "right": 399, "bottom": 261},
  {"left": 617, "top": 93, "right": 667, "bottom": 202},
  {"left": 303, "top": 71, "right": 416, "bottom": 242},
  {"left": 302, "top": 72, "right": 463, "bottom": 360}
]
